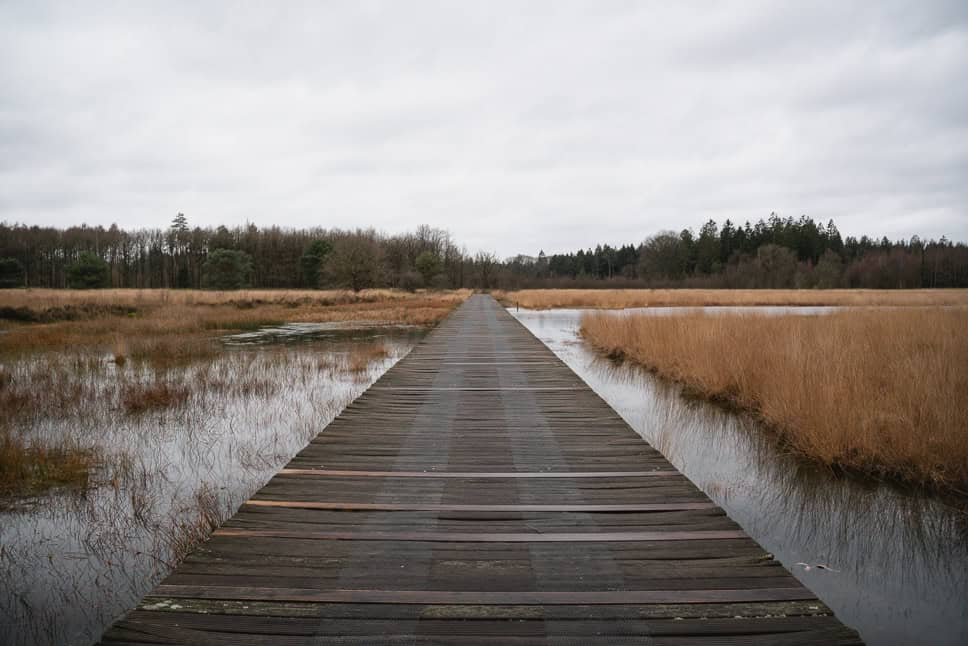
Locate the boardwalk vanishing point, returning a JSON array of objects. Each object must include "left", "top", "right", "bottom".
[{"left": 99, "top": 294, "right": 861, "bottom": 645}]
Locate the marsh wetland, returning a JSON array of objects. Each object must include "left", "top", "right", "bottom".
[
  {"left": 512, "top": 307, "right": 968, "bottom": 646},
  {"left": 0, "top": 291, "right": 450, "bottom": 645},
  {"left": 2, "top": 290, "right": 966, "bottom": 645}
]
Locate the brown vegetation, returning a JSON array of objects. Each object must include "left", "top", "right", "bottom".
[
  {"left": 580, "top": 308, "right": 968, "bottom": 491},
  {"left": 120, "top": 382, "right": 191, "bottom": 414},
  {"left": 0, "top": 288, "right": 468, "bottom": 357},
  {"left": 496, "top": 288, "right": 968, "bottom": 310},
  {"left": 0, "top": 432, "right": 96, "bottom": 498},
  {"left": 346, "top": 342, "right": 391, "bottom": 373},
  {"left": 0, "top": 287, "right": 463, "bottom": 309}
]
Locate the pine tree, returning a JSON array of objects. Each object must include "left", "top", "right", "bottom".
[{"left": 170, "top": 212, "right": 189, "bottom": 233}]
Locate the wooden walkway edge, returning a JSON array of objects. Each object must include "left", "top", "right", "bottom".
[{"left": 98, "top": 294, "right": 862, "bottom": 645}]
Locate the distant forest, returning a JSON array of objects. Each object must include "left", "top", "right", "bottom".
[{"left": 1, "top": 213, "right": 967, "bottom": 290}]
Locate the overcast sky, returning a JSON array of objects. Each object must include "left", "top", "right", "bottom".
[{"left": 1, "top": 2, "right": 966, "bottom": 256}]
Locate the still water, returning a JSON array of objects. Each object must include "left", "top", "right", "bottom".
[
  {"left": 510, "top": 307, "right": 968, "bottom": 646},
  {"left": 0, "top": 326, "right": 423, "bottom": 646}
]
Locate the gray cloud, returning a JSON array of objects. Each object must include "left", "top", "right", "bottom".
[{"left": 1, "top": 1, "right": 965, "bottom": 255}]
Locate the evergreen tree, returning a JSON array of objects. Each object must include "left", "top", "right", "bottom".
[
  {"left": 299, "top": 240, "right": 333, "bottom": 288},
  {"left": 201, "top": 249, "right": 253, "bottom": 290},
  {"left": 66, "top": 252, "right": 110, "bottom": 289},
  {"left": 696, "top": 220, "right": 720, "bottom": 274},
  {"left": 170, "top": 212, "right": 189, "bottom": 233},
  {"left": 0, "top": 257, "right": 25, "bottom": 288}
]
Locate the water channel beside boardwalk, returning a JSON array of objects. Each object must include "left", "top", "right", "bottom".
[
  {"left": 511, "top": 306, "right": 968, "bottom": 646},
  {"left": 0, "top": 325, "right": 423, "bottom": 646}
]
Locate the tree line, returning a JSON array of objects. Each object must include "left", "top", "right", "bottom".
[
  {"left": 504, "top": 214, "right": 968, "bottom": 289},
  {"left": 1, "top": 213, "right": 966, "bottom": 290},
  {"left": 0, "top": 218, "right": 499, "bottom": 290}
]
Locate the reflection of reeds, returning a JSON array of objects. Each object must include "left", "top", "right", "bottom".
[
  {"left": 584, "top": 347, "right": 968, "bottom": 605},
  {"left": 346, "top": 342, "right": 391, "bottom": 373},
  {"left": 496, "top": 288, "right": 968, "bottom": 309},
  {"left": 581, "top": 308, "right": 968, "bottom": 491},
  {"left": 166, "top": 484, "right": 225, "bottom": 563}
]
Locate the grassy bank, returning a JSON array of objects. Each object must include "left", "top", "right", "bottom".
[
  {"left": 496, "top": 288, "right": 968, "bottom": 309},
  {"left": 580, "top": 308, "right": 968, "bottom": 492}
]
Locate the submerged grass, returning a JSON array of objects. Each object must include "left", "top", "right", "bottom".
[
  {"left": 0, "top": 288, "right": 464, "bottom": 501},
  {"left": 0, "top": 432, "right": 97, "bottom": 499},
  {"left": 120, "top": 382, "right": 191, "bottom": 414},
  {"left": 496, "top": 288, "right": 968, "bottom": 309},
  {"left": 1, "top": 292, "right": 426, "bottom": 645},
  {"left": 580, "top": 308, "right": 968, "bottom": 492}
]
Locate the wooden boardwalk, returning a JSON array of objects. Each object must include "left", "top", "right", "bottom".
[{"left": 99, "top": 294, "right": 861, "bottom": 645}]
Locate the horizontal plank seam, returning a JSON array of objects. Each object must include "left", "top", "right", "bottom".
[
  {"left": 243, "top": 501, "right": 716, "bottom": 512},
  {"left": 277, "top": 469, "right": 680, "bottom": 478},
  {"left": 149, "top": 586, "right": 817, "bottom": 605},
  {"left": 212, "top": 528, "right": 747, "bottom": 542}
]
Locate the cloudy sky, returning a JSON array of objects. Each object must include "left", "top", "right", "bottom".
[{"left": 1, "top": 1, "right": 966, "bottom": 256}]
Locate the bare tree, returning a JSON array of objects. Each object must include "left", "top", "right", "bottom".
[
  {"left": 324, "top": 231, "right": 383, "bottom": 292},
  {"left": 475, "top": 251, "right": 498, "bottom": 289}
]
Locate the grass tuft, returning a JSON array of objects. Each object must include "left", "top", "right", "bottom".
[
  {"left": 121, "top": 382, "right": 190, "bottom": 414},
  {"left": 0, "top": 432, "right": 97, "bottom": 499}
]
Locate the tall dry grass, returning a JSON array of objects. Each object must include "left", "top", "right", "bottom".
[
  {"left": 580, "top": 308, "right": 968, "bottom": 491},
  {"left": 0, "top": 289, "right": 469, "bottom": 357},
  {"left": 496, "top": 288, "right": 968, "bottom": 310},
  {"left": 0, "top": 287, "right": 467, "bottom": 309}
]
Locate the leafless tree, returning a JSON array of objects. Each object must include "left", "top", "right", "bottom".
[{"left": 324, "top": 230, "right": 383, "bottom": 292}]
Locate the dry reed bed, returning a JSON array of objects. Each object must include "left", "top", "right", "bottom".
[
  {"left": 0, "top": 289, "right": 468, "bottom": 356},
  {"left": 580, "top": 308, "right": 968, "bottom": 491},
  {"left": 0, "top": 287, "right": 467, "bottom": 309},
  {"left": 497, "top": 288, "right": 968, "bottom": 310}
]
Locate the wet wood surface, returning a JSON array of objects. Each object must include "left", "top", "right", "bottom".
[{"left": 98, "top": 294, "right": 862, "bottom": 644}]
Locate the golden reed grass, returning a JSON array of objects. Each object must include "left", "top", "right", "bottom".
[
  {"left": 0, "top": 289, "right": 470, "bottom": 356},
  {"left": 580, "top": 308, "right": 968, "bottom": 491},
  {"left": 0, "top": 287, "right": 467, "bottom": 309},
  {"left": 496, "top": 288, "right": 968, "bottom": 310}
]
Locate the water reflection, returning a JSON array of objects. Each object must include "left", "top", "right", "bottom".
[
  {"left": 223, "top": 321, "right": 422, "bottom": 346},
  {"left": 0, "top": 325, "right": 422, "bottom": 646},
  {"left": 512, "top": 307, "right": 968, "bottom": 646}
]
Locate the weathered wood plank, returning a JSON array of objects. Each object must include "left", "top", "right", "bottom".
[{"left": 97, "top": 294, "right": 860, "bottom": 645}]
